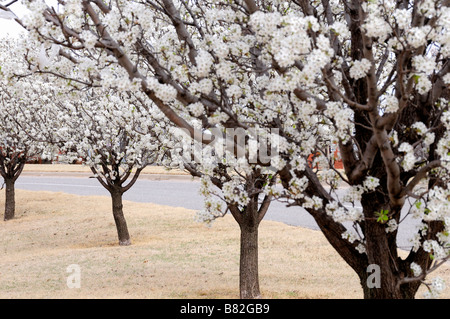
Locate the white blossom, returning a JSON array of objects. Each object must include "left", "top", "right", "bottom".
[
  {"left": 385, "top": 219, "right": 398, "bottom": 233},
  {"left": 363, "top": 176, "right": 380, "bottom": 191},
  {"left": 349, "top": 58, "right": 372, "bottom": 80},
  {"left": 410, "top": 262, "right": 422, "bottom": 277},
  {"left": 424, "top": 277, "right": 446, "bottom": 299}
]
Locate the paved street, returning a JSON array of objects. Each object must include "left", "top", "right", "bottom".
[{"left": 15, "top": 173, "right": 420, "bottom": 250}]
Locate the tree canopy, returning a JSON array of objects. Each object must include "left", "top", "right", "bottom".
[{"left": 1, "top": 0, "right": 449, "bottom": 299}]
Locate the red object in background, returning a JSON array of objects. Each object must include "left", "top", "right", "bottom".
[
  {"left": 334, "top": 148, "right": 343, "bottom": 169},
  {"left": 307, "top": 149, "right": 343, "bottom": 170}
]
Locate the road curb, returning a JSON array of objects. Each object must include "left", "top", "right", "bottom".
[{"left": 21, "top": 171, "right": 198, "bottom": 181}]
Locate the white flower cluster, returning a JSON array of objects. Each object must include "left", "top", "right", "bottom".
[
  {"left": 410, "top": 262, "right": 422, "bottom": 277},
  {"left": 326, "top": 201, "right": 363, "bottom": 224},
  {"left": 287, "top": 175, "right": 309, "bottom": 199},
  {"left": 424, "top": 277, "right": 446, "bottom": 299},
  {"left": 393, "top": 9, "right": 411, "bottom": 30},
  {"left": 208, "top": 111, "right": 229, "bottom": 125},
  {"left": 412, "top": 121, "right": 435, "bottom": 146},
  {"left": 383, "top": 95, "right": 399, "bottom": 114},
  {"left": 195, "top": 198, "right": 225, "bottom": 227},
  {"left": 362, "top": 6, "right": 391, "bottom": 41},
  {"left": 342, "top": 185, "right": 364, "bottom": 203},
  {"left": 425, "top": 187, "right": 450, "bottom": 222},
  {"left": 222, "top": 179, "right": 250, "bottom": 207},
  {"left": 418, "top": 0, "right": 437, "bottom": 18},
  {"left": 191, "top": 78, "right": 214, "bottom": 95},
  {"left": 398, "top": 142, "right": 416, "bottom": 171},
  {"left": 188, "top": 102, "right": 204, "bottom": 117},
  {"left": 407, "top": 26, "right": 431, "bottom": 49},
  {"left": 195, "top": 49, "right": 214, "bottom": 78},
  {"left": 385, "top": 219, "right": 398, "bottom": 233},
  {"left": 349, "top": 58, "right": 372, "bottom": 80},
  {"left": 330, "top": 21, "right": 350, "bottom": 40},
  {"left": 412, "top": 55, "right": 436, "bottom": 76},
  {"left": 80, "top": 30, "right": 98, "bottom": 51},
  {"left": 324, "top": 102, "right": 355, "bottom": 142},
  {"left": 423, "top": 240, "right": 448, "bottom": 261},
  {"left": 302, "top": 195, "right": 323, "bottom": 210},
  {"left": 363, "top": 176, "right": 380, "bottom": 192}
]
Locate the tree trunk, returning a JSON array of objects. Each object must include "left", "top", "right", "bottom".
[
  {"left": 110, "top": 190, "right": 131, "bottom": 246},
  {"left": 239, "top": 223, "right": 261, "bottom": 299},
  {"left": 359, "top": 270, "right": 419, "bottom": 299},
  {"left": 4, "top": 178, "right": 15, "bottom": 221},
  {"left": 363, "top": 219, "right": 404, "bottom": 298}
]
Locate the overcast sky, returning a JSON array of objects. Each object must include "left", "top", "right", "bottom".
[{"left": 0, "top": 1, "right": 28, "bottom": 38}]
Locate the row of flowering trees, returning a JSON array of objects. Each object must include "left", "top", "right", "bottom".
[
  {"left": 0, "top": 0, "right": 449, "bottom": 299},
  {"left": 0, "top": 38, "right": 171, "bottom": 248}
]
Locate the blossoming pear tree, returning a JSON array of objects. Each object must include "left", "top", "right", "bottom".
[
  {"left": 0, "top": 39, "right": 58, "bottom": 221},
  {"left": 167, "top": 122, "right": 278, "bottom": 298},
  {"left": 2, "top": 0, "right": 449, "bottom": 299},
  {"left": 49, "top": 88, "right": 171, "bottom": 246},
  {"left": 2, "top": 0, "right": 282, "bottom": 299},
  {"left": 250, "top": 0, "right": 450, "bottom": 299}
]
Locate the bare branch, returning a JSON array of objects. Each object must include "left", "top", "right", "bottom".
[
  {"left": 401, "top": 160, "right": 442, "bottom": 198},
  {"left": 243, "top": 0, "right": 259, "bottom": 14}
]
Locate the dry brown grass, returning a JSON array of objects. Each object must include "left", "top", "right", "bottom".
[{"left": 0, "top": 189, "right": 449, "bottom": 299}]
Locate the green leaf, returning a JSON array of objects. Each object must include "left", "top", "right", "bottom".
[{"left": 375, "top": 209, "right": 389, "bottom": 224}]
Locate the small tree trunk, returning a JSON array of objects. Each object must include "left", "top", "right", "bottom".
[
  {"left": 239, "top": 223, "right": 261, "bottom": 299},
  {"left": 4, "top": 178, "right": 15, "bottom": 221},
  {"left": 110, "top": 190, "right": 131, "bottom": 246}
]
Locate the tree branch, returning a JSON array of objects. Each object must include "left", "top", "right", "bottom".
[
  {"left": 161, "top": 0, "right": 198, "bottom": 65},
  {"left": 400, "top": 160, "right": 442, "bottom": 198},
  {"left": 243, "top": 0, "right": 259, "bottom": 14}
]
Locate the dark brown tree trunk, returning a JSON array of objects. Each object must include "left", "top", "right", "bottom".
[
  {"left": 4, "top": 178, "right": 15, "bottom": 221},
  {"left": 110, "top": 190, "right": 131, "bottom": 246},
  {"left": 239, "top": 222, "right": 260, "bottom": 299},
  {"left": 229, "top": 196, "right": 263, "bottom": 299},
  {"left": 358, "top": 191, "right": 422, "bottom": 299},
  {"left": 359, "top": 269, "right": 420, "bottom": 299},
  {"left": 360, "top": 222, "right": 404, "bottom": 299}
]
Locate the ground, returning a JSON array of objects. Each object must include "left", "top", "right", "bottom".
[{"left": 0, "top": 165, "right": 449, "bottom": 299}]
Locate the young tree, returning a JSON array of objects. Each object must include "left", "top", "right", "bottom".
[
  {"left": 0, "top": 109, "right": 28, "bottom": 221},
  {"left": 167, "top": 125, "right": 278, "bottom": 298},
  {"left": 47, "top": 88, "right": 170, "bottom": 246},
  {"left": 3, "top": 0, "right": 449, "bottom": 298},
  {"left": 0, "top": 42, "right": 58, "bottom": 220}
]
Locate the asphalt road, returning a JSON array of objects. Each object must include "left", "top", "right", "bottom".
[{"left": 15, "top": 173, "right": 420, "bottom": 250}]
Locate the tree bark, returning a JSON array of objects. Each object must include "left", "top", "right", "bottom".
[
  {"left": 110, "top": 190, "right": 131, "bottom": 246},
  {"left": 239, "top": 222, "right": 261, "bottom": 299},
  {"left": 361, "top": 221, "right": 403, "bottom": 299},
  {"left": 4, "top": 177, "right": 15, "bottom": 221}
]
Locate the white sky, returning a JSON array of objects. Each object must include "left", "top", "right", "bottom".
[
  {"left": 0, "top": 0, "right": 59, "bottom": 38},
  {"left": 0, "top": 1, "right": 29, "bottom": 38}
]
